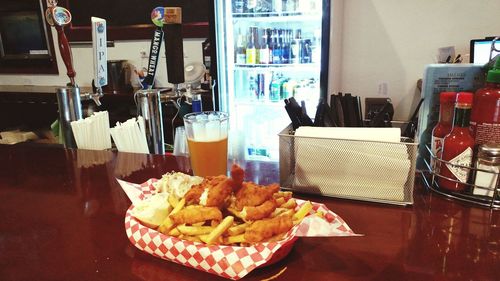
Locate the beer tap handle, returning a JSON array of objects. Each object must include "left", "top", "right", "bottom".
[
  {"left": 47, "top": 5, "right": 76, "bottom": 87},
  {"left": 140, "top": 7, "right": 166, "bottom": 90},
  {"left": 163, "top": 7, "right": 185, "bottom": 85},
  {"left": 55, "top": 25, "right": 76, "bottom": 86}
]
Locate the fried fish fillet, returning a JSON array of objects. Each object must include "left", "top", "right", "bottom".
[
  {"left": 170, "top": 206, "right": 222, "bottom": 225},
  {"left": 184, "top": 175, "right": 232, "bottom": 208},
  {"left": 244, "top": 215, "right": 294, "bottom": 243},
  {"left": 184, "top": 183, "right": 204, "bottom": 204},
  {"left": 242, "top": 199, "right": 277, "bottom": 221},
  {"left": 235, "top": 182, "right": 280, "bottom": 210},
  {"left": 206, "top": 176, "right": 232, "bottom": 208}
]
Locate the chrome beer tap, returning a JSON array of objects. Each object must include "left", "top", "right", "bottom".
[{"left": 46, "top": 1, "right": 105, "bottom": 148}]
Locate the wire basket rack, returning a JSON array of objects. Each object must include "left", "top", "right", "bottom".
[
  {"left": 278, "top": 124, "right": 418, "bottom": 206},
  {"left": 421, "top": 144, "right": 500, "bottom": 209}
]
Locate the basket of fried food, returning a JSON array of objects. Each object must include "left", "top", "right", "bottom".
[{"left": 121, "top": 165, "right": 357, "bottom": 280}]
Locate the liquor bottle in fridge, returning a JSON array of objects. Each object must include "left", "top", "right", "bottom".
[{"left": 210, "top": 0, "right": 332, "bottom": 162}]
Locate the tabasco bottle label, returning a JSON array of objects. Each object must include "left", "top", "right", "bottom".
[
  {"left": 430, "top": 135, "right": 444, "bottom": 172},
  {"left": 445, "top": 147, "right": 473, "bottom": 183}
]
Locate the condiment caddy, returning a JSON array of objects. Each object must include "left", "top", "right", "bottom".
[
  {"left": 422, "top": 144, "right": 500, "bottom": 209},
  {"left": 421, "top": 39, "right": 500, "bottom": 209}
]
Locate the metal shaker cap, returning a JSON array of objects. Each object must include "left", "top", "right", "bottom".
[{"left": 478, "top": 143, "right": 500, "bottom": 158}]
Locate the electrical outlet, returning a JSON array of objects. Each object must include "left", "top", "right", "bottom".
[
  {"left": 378, "top": 82, "right": 388, "bottom": 96},
  {"left": 140, "top": 50, "right": 148, "bottom": 58}
]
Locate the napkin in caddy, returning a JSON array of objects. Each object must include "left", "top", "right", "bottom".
[
  {"left": 118, "top": 178, "right": 359, "bottom": 280},
  {"left": 279, "top": 125, "right": 418, "bottom": 206}
]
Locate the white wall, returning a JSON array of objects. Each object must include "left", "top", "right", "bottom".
[{"left": 339, "top": 0, "right": 500, "bottom": 120}]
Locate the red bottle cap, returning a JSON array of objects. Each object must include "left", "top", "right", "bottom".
[
  {"left": 456, "top": 92, "right": 473, "bottom": 105},
  {"left": 440, "top": 91, "right": 456, "bottom": 103}
]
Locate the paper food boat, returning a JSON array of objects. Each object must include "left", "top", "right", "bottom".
[{"left": 119, "top": 178, "right": 358, "bottom": 280}]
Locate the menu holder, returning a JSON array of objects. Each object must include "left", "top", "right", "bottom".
[{"left": 278, "top": 124, "right": 418, "bottom": 206}]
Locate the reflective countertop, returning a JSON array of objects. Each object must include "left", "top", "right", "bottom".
[{"left": 0, "top": 145, "right": 498, "bottom": 281}]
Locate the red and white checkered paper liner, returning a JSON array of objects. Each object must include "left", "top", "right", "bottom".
[{"left": 118, "top": 178, "right": 358, "bottom": 280}]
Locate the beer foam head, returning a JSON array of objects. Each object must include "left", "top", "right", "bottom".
[{"left": 184, "top": 111, "right": 228, "bottom": 142}]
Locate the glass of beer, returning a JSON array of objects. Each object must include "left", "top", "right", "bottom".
[{"left": 183, "top": 111, "right": 229, "bottom": 177}]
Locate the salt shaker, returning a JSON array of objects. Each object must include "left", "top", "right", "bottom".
[{"left": 473, "top": 143, "right": 500, "bottom": 197}]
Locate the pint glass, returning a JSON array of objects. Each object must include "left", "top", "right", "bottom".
[{"left": 183, "top": 111, "right": 229, "bottom": 177}]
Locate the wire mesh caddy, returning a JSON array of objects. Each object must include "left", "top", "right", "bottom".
[
  {"left": 421, "top": 145, "right": 500, "bottom": 209},
  {"left": 278, "top": 124, "right": 419, "bottom": 206}
]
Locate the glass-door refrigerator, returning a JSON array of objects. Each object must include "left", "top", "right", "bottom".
[{"left": 211, "top": 0, "right": 331, "bottom": 162}]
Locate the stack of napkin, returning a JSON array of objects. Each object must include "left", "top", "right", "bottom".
[{"left": 293, "top": 126, "right": 411, "bottom": 202}]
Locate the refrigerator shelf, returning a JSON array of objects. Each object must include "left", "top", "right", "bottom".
[
  {"left": 233, "top": 12, "right": 322, "bottom": 22},
  {"left": 235, "top": 100, "right": 287, "bottom": 107},
  {"left": 234, "top": 63, "right": 321, "bottom": 70}
]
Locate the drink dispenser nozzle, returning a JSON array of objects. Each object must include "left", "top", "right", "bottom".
[{"left": 163, "top": 7, "right": 185, "bottom": 96}]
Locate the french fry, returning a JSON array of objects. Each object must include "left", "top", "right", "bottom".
[
  {"left": 178, "top": 225, "right": 214, "bottom": 236},
  {"left": 199, "top": 234, "right": 223, "bottom": 244},
  {"left": 192, "top": 222, "right": 204, "bottom": 226},
  {"left": 281, "top": 198, "right": 297, "bottom": 209},
  {"left": 279, "top": 209, "right": 295, "bottom": 218},
  {"left": 227, "top": 207, "right": 245, "bottom": 220},
  {"left": 169, "top": 227, "right": 181, "bottom": 236},
  {"left": 158, "top": 198, "right": 186, "bottom": 234},
  {"left": 274, "top": 191, "right": 292, "bottom": 199},
  {"left": 225, "top": 234, "right": 246, "bottom": 245},
  {"left": 202, "top": 216, "right": 234, "bottom": 245},
  {"left": 158, "top": 218, "right": 174, "bottom": 234},
  {"left": 293, "top": 201, "right": 313, "bottom": 224},
  {"left": 170, "top": 198, "right": 186, "bottom": 215},
  {"left": 182, "top": 235, "right": 202, "bottom": 243},
  {"left": 275, "top": 197, "right": 286, "bottom": 206},
  {"left": 227, "top": 222, "right": 249, "bottom": 236},
  {"left": 315, "top": 211, "right": 325, "bottom": 219},
  {"left": 270, "top": 208, "right": 289, "bottom": 218},
  {"left": 168, "top": 194, "right": 180, "bottom": 208}
]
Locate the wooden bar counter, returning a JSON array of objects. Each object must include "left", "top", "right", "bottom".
[{"left": 0, "top": 144, "right": 499, "bottom": 281}]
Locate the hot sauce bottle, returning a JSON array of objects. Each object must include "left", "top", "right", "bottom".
[
  {"left": 438, "top": 92, "right": 475, "bottom": 192},
  {"left": 470, "top": 57, "right": 500, "bottom": 146},
  {"left": 431, "top": 92, "right": 456, "bottom": 173}
]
